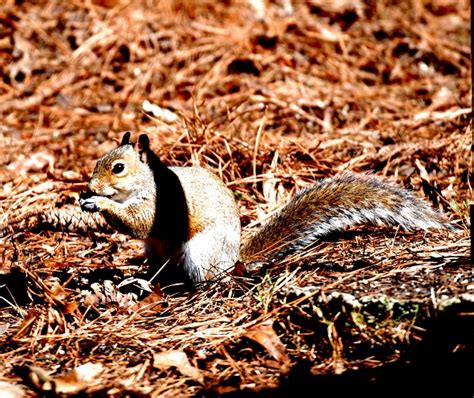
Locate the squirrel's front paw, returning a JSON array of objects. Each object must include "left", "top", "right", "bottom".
[{"left": 79, "top": 195, "right": 108, "bottom": 213}]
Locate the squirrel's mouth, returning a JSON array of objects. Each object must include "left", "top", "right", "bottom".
[
  {"left": 80, "top": 189, "right": 115, "bottom": 201},
  {"left": 109, "top": 191, "right": 129, "bottom": 203},
  {"left": 81, "top": 184, "right": 129, "bottom": 203}
]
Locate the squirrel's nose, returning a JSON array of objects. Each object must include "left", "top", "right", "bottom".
[{"left": 88, "top": 179, "right": 98, "bottom": 194}]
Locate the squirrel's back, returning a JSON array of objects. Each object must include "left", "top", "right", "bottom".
[
  {"left": 240, "top": 172, "right": 453, "bottom": 263},
  {"left": 146, "top": 166, "right": 241, "bottom": 285},
  {"left": 169, "top": 166, "right": 240, "bottom": 239}
]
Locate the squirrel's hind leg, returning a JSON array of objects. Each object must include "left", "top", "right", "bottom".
[{"left": 182, "top": 226, "right": 240, "bottom": 286}]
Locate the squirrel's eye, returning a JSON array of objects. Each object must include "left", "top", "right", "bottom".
[{"left": 112, "top": 162, "right": 125, "bottom": 175}]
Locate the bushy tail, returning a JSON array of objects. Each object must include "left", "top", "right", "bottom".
[{"left": 240, "top": 173, "right": 455, "bottom": 263}]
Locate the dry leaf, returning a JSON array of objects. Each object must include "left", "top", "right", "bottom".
[
  {"left": 143, "top": 100, "right": 178, "bottom": 122},
  {"left": 247, "top": 0, "right": 266, "bottom": 20},
  {"left": 415, "top": 159, "right": 430, "bottom": 184},
  {"left": 13, "top": 309, "right": 38, "bottom": 339},
  {"left": 14, "top": 365, "right": 54, "bottom": 394},
  {"left": 153, "top": 350, "right": 202, "bottom": 382},
  {"left": 50, "top": 281, "right": 69, "bottom": 301},
  {"left": 53, "top": 363, "right": 103, "bottom": 394},
  {"left": 9, "top": 31, "right": 37, "bottom": 86},
  {"left": 131, "top": 283, "right": 166, "bottom": 312},
  {"left": 430, "top": 86, "right": 456, "bottom": 111},
  {"left": 62, "top": 300, "right": 79, "bottom": 315},
  {"left": 309, "top": 0, "right": 364, "bottom": 14},
  {"left": 6, "top": 151, "right": 55, "bottom": 177},
  {"left": 16, "top": 363, "right": 104, "bottom": 395},
  {"left": 262, "top": 171, "right": 284, "bottom": 208},
  {"left": 244, "top": 320, "right": 290, "bottom": 365},
  {"left": 441, "top": 183, "right": 456, "bottom": 201},
  {"left": 0, "top": 381, "right": 25, "bottom": 398}
]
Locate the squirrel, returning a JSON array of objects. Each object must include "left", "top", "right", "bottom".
[{"left": 79, "top": 132, "right": 454, "bottom": 289}]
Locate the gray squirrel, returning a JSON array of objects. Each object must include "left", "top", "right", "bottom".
[{"left": 80, "top": 132, "right": 453, "bottom": 288}]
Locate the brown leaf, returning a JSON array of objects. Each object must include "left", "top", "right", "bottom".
[
  {"left": 13, "top": 309, "right": 38, "bottom": 339},
  {"left": 15, "top": 366, "right": 52, "bottom": 394},
  {"left": 244, "top": 320, "right": 290, "bottom": 365},
  {"left": 153, "top": 350, "right": 202, "bottom": 382},
  {"left": 50, "top": 281, "right": 69, "bottom": 301},
  {"left": 53, "top": 363, "right": 104, "bottom": 394},
  {"left": 415, "top": 159, "right": 430, "bottom": 184},
  {"left": 131, "top": 283, "right": 166, "bottom": 312},
  {"left": 62, "top": 300, "right": 79, "bottom": 315},
  {"left": 6, "top": 151, "right": 55, "bottom": 177},
  {"left": 16, "top": 363, "right": 104, "bottom": 395},
  {"left": 430, "top": 86, "right": 456, "bottom": 111},
  {"left": 0, "top": 381, "right": 25, "bottom": 398}
]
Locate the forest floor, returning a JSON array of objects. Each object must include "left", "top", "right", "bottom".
[{"left": 0, "top": 0, "right": 472, "bottom": 396}]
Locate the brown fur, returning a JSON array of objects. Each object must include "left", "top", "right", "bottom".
[
  {"left": 240, "top": 173, "right": 450, "bottom": 263},
  {"left": 80, "top": 134, "right": 240, "bottom": 287},
  {"left": 81, "top": 134, "right": 451, "bottom": 288}
]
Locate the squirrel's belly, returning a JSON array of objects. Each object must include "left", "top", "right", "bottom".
[{"left": 145, "top": 226, "right": 240, "bottom": 285}]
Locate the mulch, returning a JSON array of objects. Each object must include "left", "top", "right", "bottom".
[{"left": 0, "top": 0, "right": 471, "bottom": 396}]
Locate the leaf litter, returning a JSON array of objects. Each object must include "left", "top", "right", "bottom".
[{"left": 0, "top": 0, "right": 471, "bottom": 396}]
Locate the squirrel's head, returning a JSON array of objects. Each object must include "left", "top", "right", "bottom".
[{"left": 88, "top": 132, "right": 156, "bottom": 202}]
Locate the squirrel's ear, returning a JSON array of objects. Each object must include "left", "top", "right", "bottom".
[
  {"left": 137, "top": 134, "right": 150, "bottom": 163},
  {"left": 120, "top": 132, "right": 132, "bottom": 146},
  {"left": 137, "top": 134, "right": 150, "bottom": 150}
]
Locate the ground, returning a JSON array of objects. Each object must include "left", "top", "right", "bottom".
[{"left": 0, "top": 0, "right": 472, "bottom": 397}]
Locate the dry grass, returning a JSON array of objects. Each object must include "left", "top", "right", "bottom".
[{"left": 0, "top": 0, "right": 471, "bottom": 396}]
